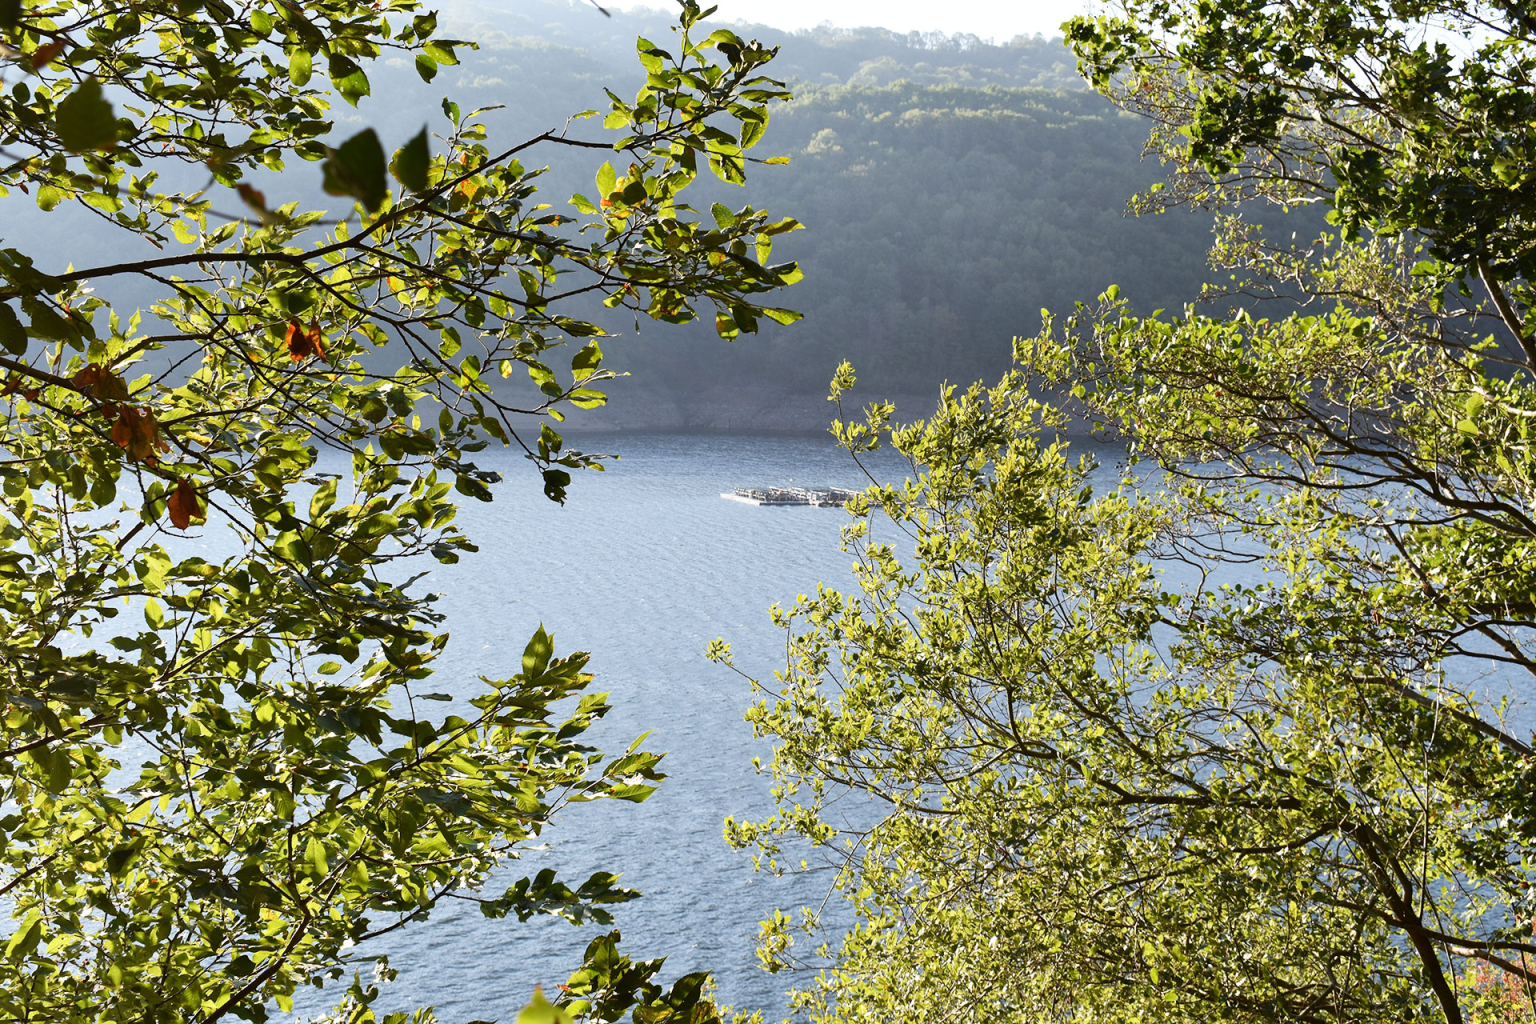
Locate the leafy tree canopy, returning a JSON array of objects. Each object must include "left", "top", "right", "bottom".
[
  {"left": 718, "top": 4, "right": 1536, "bottom": 1024},
  {"left": 0, "top": 0, "right": 801, "bottom": 1020}
]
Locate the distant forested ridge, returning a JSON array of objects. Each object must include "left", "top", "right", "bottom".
[
  {"left": 390, "top": 2, "right": 1221, "bottom": 429},
  {"left": 640, "top": 83, "right": 1216, "bottom": 401},
  {"left": 2, "top": 0, "right": 1225, "bottom": 430},
  {"left": 433, "top": 0, "right": 1088, "bottom": 92}
]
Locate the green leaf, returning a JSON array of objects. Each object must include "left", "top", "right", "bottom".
[
  {"left": 21, "top": 297, "right": 73, "bottom": 341},
  {"left": 288, "top": 48, "right": 313, "bottom": 86},
  {"left": 106, "top": 841, "right": 143, "bottom": 878},
  {"left": 542, "top": 468, "right": 571, "bottom": 502},
  {"left": 35, "top": 184, "right": 64, "bottom": 212},
  {"left": 596, "top": 161, "right": 617, "bottom": 198},
  {"left": 5, "top": 912, "right": 43, "bottom": 961},
  {"left": 82, "top": 191, "right": 124, "bottom": 214},
  {"left": 571, "top": 340, "right": 603, "bottom": 380},
  {"left": 323, "top": 129, "right": 388, "bottom": 212},
  {"left": 310, "top": 477, "right": 338, "bottom": 518},
  {"left": 391, "top": 127, "right": 431, "bottom": 193},
  {"left": 455, "top": 473, "right": 492, "bottom": 501},
  {"left": 522, "top": 626, "right": 553, "bottom": 677},
  {"left": 55, "top": 78, "right": 119, "bottom": 152},
  {"left": 422, "top": 40, "right": 458, "bottom": 66},
  {"left": 761, "top": 216, "right": 802, "bottom": 237},
  {"left": 516, "top": 988, "right": 574, "bottom": 1024},
  {"left": 540, "top": 421, "right": 563, "bottom": 454},
  {"left": 273, "top": 530, "right": 313, "bottom": 563},
  {"left": 305, "top": 835, "right": 328, "bottom": 874},
  {"left": 0, "top": 302, "right": 25, "bottom": 356},
  {"left": 328, "top": 52, "right": 370, "bottom": 107},
  {"left": 415, "top": 53, "right": 438, "bottom": 82},
  {"left": 28, "top": 745, "right": 70, "bottom": 794}
]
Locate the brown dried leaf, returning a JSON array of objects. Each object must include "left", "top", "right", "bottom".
[{"left": 166, "top": 478, "right": 200, "bottom": 530}]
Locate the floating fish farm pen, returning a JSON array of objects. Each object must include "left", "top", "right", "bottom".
[{"left": 722, "top": 486, "right": 859, "bottom": 507}]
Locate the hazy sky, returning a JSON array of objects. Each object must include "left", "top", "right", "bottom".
[{"left": 602, "top": 0, "right": 1095, "bottom": 40}]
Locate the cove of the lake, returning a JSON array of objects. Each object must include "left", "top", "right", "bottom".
[
  {"left": 159, "top": 428, "right": 1534, "bottom": 1023},
  {"left": 290, "top": 432, "right": 907, "bottom": 1022}
]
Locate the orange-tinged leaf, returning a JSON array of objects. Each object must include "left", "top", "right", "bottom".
[
  {"left": 457, "top": 179, "right": 477, "bottom": 199},
  {"left": 284, "top": 320, "right": 326, "bottom": 361},
  {"left": 236, "top": 183, "right": 267, "bottom": 212},
  {"left": 167, "top": 478, "right": 200, "bottom": 530},
  {"left": 31, "top": 41, "right": 65, "bottom": 70},
  {"left": 72, "top": 362, "right": 128, "bottom": 400},
  {"left": 109, "top": 406, "right": 136, "bottom": 450},
  {"left": 110, "top": 406, "right": 168, "bottom": 462}
]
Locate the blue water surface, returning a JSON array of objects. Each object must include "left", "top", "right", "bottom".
[{"left": 298, "top": 433, "right": 905, "bottom": 1023}]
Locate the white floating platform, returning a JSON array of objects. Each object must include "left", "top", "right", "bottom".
[{"left": 722, "top": 487, "right": 856, "bottom": 507}]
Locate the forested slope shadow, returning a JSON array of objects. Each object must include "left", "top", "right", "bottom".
[{"left": 595, "top": 82, "right": 1225, "bottom": 429}]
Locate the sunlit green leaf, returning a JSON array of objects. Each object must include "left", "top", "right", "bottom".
[{"left": 54, "top": 78, "right": 118, "bottom": 152}]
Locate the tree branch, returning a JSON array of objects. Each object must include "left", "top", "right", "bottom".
[{"left": 1477, "top": 258, "right": 1536, "bottom": 370}]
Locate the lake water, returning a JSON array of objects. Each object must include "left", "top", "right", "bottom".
[
  {"left": 296, "top": 432, "right": 902, "bottom": 1023},
  {"left": 368, "top": 430, "right": 1533, "bottom": 1024},
  {"left": 44, "top": 427, "right": 1536, "bottom": 1023}
]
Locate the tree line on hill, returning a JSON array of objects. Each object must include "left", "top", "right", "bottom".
[
  {"left": 408, "top": 2, "right": 1224, "bottom": 422},
  {"left": 3, "top": 0, "right": 1227, "bottom": 428}
]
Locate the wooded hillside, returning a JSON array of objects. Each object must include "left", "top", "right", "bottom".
[
  {"left": 1, "top": 0, "right": 1226, "bottom": 429},
  {"left": 412, "top": 3, "right": 1222, "bottom": 427},
  {"left": 615, "top": 82, "right": 1216, "bottom": 416}
]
